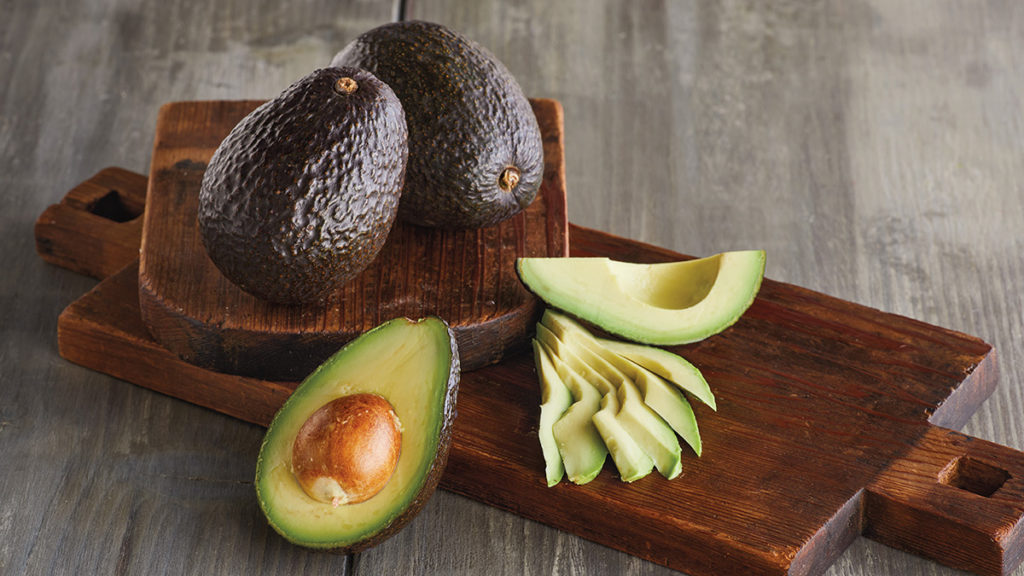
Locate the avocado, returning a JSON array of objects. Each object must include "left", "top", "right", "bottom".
[
  {"left": 535, "top": 340, "right": 608, "bottom": 485},
  {"left": 198, "top": 67, "right": 408, "bottom": 305},
  {"left": 531, "top": 339, "right": 573, "bottom": 486},
  {"left": 536, "top": 323, "right": 654, "bottom": 483},
  {"left": 540, "top": 314, "right": 682, "bottom": 479},
  {"left": 331, "top": 21, "right": 543, "bottom": 229},
  {"left": 542, "top": 310, "right": 701, "bottom": 458},
  {"left": 516, "top": 251, "right": 766, "bottom": 345},
  {"left": 255, "top": 316, "right": 459, "bottom": 551},
  {"left": 596, "top": 336, "right": 716, "bottom": 410}
]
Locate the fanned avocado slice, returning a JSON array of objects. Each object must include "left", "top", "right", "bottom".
[
  {"left": 255, "top": 317, "right": 459, "bottom": 552},
  {"left": 532, "top": 339, "right": 573, "bottom": 486}
]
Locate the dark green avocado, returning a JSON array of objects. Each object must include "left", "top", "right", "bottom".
[
  {"left": 331, "top": 20, "right": 543, "bottom": 229},
  {"left": 197, "top": 67, "right": 408, "bottom": 305},
  {"left": 255, "top": 316, "right": 460, "bottom": 552}
]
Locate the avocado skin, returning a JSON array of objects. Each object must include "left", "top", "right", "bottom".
[
  {"left": 331, "top": 21, "right": 543, "bottom": 229},
  {"left": 197, "top": 67, "right": 407, "bottom": 305}
]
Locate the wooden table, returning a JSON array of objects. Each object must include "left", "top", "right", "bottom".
[{"left": 4, "top": 1, "right": 1023, "bottom": 575}]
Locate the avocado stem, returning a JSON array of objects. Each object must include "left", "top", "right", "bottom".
[
  {"left": 334, "top": 77, "right": 358, "bottom": 95},
  {"left": 499, "top": 167, "right": 521, "bottom": 192}
]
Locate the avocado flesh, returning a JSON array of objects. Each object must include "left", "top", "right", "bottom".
[
  {"left": 198, "top": 67, "right": 407, "bottom": 305},
  {"left": 541, "top": 315, "right": 682, "bottom": 479},
  {"left": 548, "top": 351, "right": 653, "bottom": 483},
  {"left": 542, "top": 310, "right": 701, "bottom": 458},
  {"left": 255, "top": 317, "right": 459, "bottom": 551},
  {"left": 516, "top": 251, "right": 766, "bottom": 345},
  {"left": 596, "top": 337, "right": 716, "bottom": 411},
  {"left": 331, "top": 20, "right": 543, "bottom": 229},
  {"left": 532, "top": 340, "right": 573, "bottom": 486},
  {"left": 535, "top": 341, "right": 607, "bottom": 485},
  {"left": 536, "top": 324, "right": 654, "bottom": 482}
]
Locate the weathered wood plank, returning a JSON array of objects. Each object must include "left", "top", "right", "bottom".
[
  {"left": 396, "top": 1, "right": 1024, "bottom": 576},
  {"left": 5, "top": 0, "right": 1024, "bottom": 575},
  {"left": 2, "top": 1, "right": 399, "bottom": 575}
]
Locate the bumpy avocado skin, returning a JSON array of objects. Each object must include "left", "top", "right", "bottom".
[
  {"left": 331, "top": 21, "right": 543, "bottom": 229},
  {"left": 197, "top": 67, "right": 407, "bottom": 305}
]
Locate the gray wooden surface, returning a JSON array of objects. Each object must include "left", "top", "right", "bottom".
[{"left": 2, "top": 0, "right": 1022, "bottom": 574}]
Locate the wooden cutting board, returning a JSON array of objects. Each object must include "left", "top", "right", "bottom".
[
  {"left": 37, "top": 171, "right": 1024, "bottom": 575},
  {"left": 136, "top": 99, "right": 567, "bottom": 380}
]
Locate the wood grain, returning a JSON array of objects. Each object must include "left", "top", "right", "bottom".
[
  {"left": 137, "top": 99, "right": 567, "bottom": 380},
  {"left": 7, "top": 1, "right": 1024, "bottom": 576},
  {"left": 34, "top": 167, "right": 148, "bottom": 280},
  {"left": 52, "top": 201, "right": 1024, "bottom": 574}
]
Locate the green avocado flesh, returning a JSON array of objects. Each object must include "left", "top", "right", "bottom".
[
  {"left": 530, "top": 309, "right": 723, "bottom": 485},
  {"left": 532, "top": 340, "right": 572, "bottom": 486},
  {"left": 198, "top": 67, "right": 408, "bottom": 305},
  {"left": 541, "top": 313, "right": 682, "bottom": 479},
  {"left": 517, "top": 251, "right": 766, "bottom": 345},
  {"left": 543, "top": 310, "right": 699, "bottom": 460},
  {"left": 535, "top": 340, "right": 607, "bottom": 485},
  {"left": 255, "top": 317, "right": 459, "bottom": 551},
  {"left": 596, "top": 337, "right": 716, "bottom": 411},
  {"left": 331, "top": 20, "right": 543, "bottom": 229},
  {"left": 536, "top": 324, "right": 654, "bottom": 482}
]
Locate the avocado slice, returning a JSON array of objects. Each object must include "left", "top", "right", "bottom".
[
  {"left": 531, "top": 339, "right": 573, "bottom": 486},
  {"left": 255, "top": 317, "right": 459, "bottom": 551},
  {"left": 541, "top": 315, "right": 683, "bottom": 479},
  {"left": 198, "top": 67, "right": 408, "bottom": 305},
  {"left": 542, "top": 310, "right": 702, "bottom": 457},
  {"left": 596, "top": 337, "right": 716, "bottom": 411},
  {"left": 516, "top": 251, "right": 766, "bottom": 345},
  {"left": 331, "top": 21, "right": 543, "bottom": 229},
  {"left": 536, "top": 325, "right": 653, "bottom": 482},
  {"left": 535, "top": 341, "right": 607, "bottom": 485}
]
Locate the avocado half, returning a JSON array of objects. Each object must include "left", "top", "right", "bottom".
[
  {"left": 198, "top": 67, "right": 408, "bottom": 305},
  {"left": 331, "top": 20, "right": 543, "bottom": 229},
  {"left": 516, "top": 251, "right": 766, "bottom": 346},
  {"left": 255, "top": 317, "right": 459, "bottom": 551}
]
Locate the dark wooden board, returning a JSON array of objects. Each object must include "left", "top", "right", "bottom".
[
  {"left": 138, "top": 99, "right": 568, "bottom": 380},
  {"left": 40, "top": 168, "right": 1024, "bottom": 576}
]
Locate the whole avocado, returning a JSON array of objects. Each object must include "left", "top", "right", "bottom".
[
  {"left": 331, "top": 21, "right": 543, "bottom": 229},
  {"left": 197, "top": 67, "right": 407, "bottom": 305}
]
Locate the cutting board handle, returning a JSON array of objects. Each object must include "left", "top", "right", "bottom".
[
  {"left": 35, "top": 167, "right": 147, "bottom": 280},
  {"left": 866, "top": 425, "right": 1024, "bottom": 576}
]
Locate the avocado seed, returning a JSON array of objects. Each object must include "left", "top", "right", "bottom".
[{"left": 291, "top": 393, "right": 402, "bottom": 506}]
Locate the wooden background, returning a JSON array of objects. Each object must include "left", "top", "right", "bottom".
[{"left": 3, "top": 1, "right": 1023, "bottom": 575}]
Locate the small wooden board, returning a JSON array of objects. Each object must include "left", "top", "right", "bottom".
[
  {"left": 138, "top": 99, "right": 568, "bottom": 380},
  {"left": 40, "top": 173, "right": 1024, "bottom": 576}
]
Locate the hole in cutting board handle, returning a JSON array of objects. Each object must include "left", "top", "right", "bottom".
[
  {"left": 88, "top": 189, "right": 143, "bottom": 223},
  {"left": 938, "top": 455, "right": 1010, "bottom": 497}
]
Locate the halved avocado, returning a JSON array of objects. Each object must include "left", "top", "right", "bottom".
[
  {"left": 255, "top": 317, "right": 459, "bottom": 551},
  {"left": 516, "top": 251, "right": 766, "bottom": 345}
]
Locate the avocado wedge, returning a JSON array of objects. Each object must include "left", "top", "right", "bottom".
[{"left": 516, "top": 251, "right": 766, "bottom": 345}]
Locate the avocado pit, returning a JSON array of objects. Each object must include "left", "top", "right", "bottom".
[{"left": 291, "top": 393, "right": 402, "bottom": 506}]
